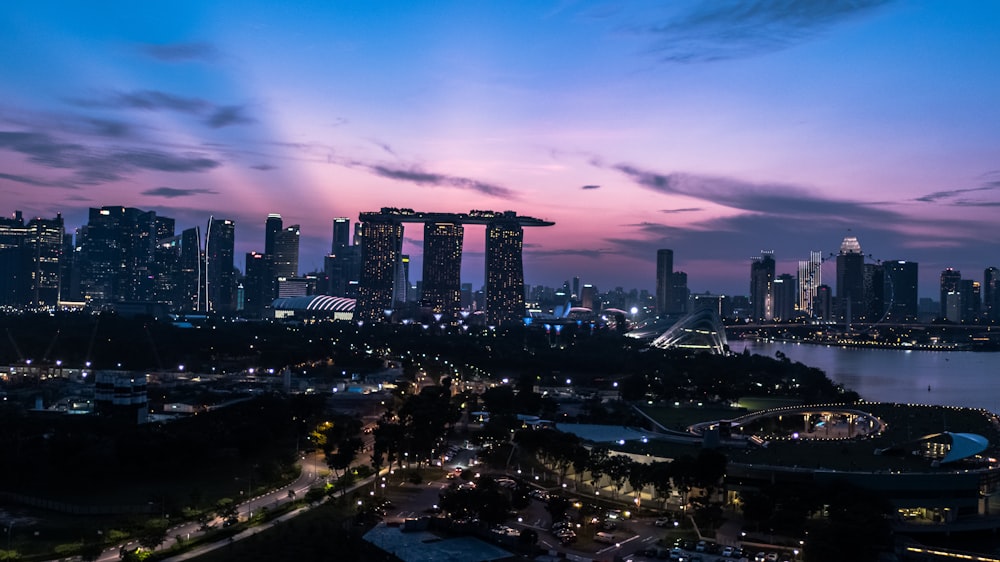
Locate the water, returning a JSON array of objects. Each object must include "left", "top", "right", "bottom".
[{"left": 728, "top": 340, "right": 1000, "bottom": 413}]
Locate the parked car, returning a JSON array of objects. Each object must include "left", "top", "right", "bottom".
[{"left": 654, "top": 517, "right": 673, "bottom": 527}]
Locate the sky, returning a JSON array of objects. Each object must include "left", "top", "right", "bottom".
[{"left": 2, "top": 0, "right": 1000, "bottom": 299}]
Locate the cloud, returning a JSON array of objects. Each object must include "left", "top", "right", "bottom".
[
  {"left": 525, "top": 248, "right": 612, "bottom": 259},
  {"left": 371, "top": 140, "right": 398, "bottom": 157},
  {"left": 659, "top": 207, "right": 702, "bottom": 214},
  {"left": 609, "top": 161, "right": 895, "bottom": 223},
  {"left": 141, "top": 41, "right": 218, "bottom": 62},
  {"left": 250, "top": 164, "right": 276, "bottom": 171},
  {"left": 205, "top": 105, "right": 255, "bottom": 128},
  {"left": 0, "top": 130, "right": 221, "bottom": 186},
  {"left": 0, "top": 172, "right": 56, "bottom": 187},
  {"left": 581, "top": 184, "right": 601, "bottom": 190},
  {"left": 141, "top": 186, "right": 219, "bottom": 198},
  {"left": 69, "top": 90, "right": 254, "bottom": 129},
  {"left": 914, "top": 184, "right": 997, "bottom": 203},
  {"left": 635, "top": 0, "right": 892, "bottom": 63},
  {"left": 85, "top": 118, "right": 131, "bottom": 138},
  {"left": 370, "top": 164, "right": 516, "bottom": 199}
]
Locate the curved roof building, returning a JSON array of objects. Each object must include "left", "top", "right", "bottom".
[{"left": 272, "top": 295, "right": 355, "bottom": 320}]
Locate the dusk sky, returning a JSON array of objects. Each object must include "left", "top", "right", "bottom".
[{"left": 3, "top": 1, "right": 1000, "bottom": 298}]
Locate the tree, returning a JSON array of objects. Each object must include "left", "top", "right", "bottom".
[{"left": 136, "top": 518, "right": 168, "bottom": 551}]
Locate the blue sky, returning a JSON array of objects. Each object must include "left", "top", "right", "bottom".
[{"left": 2, "top": 1, "right": 1000, "bottom": 298}]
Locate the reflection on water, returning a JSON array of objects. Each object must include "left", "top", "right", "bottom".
[{"left": 728, "top": 340, "right": 1000, "bottom": 414}]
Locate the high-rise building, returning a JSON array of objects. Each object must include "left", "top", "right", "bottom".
[
  {"left": 273, "top": 224, "right": 300, "bottom": 279},
  {"left": 485, "top": 215, "right": 526, "bottom": 325},
  {"left": 76, "top": 207, "right": 162, "bottom": 304},
  {"left": 958, "top": 279, "right": 981, "bottom": 322},
  {"left": 939, "top": 268, "right": 962, "bottom": 319},
  {"left": 0, "top": 211, "right": 27, "bottom": 306},
  {"left": 863, "top": 262, "right": 884, "bottom": 322},
  {"left": 244, "top": 251, "right": 275, "bottom": 316},
  {"left": 356, "top": 219, "right": 404, "bottom": 323},
  {"left": 750, "top": 251, "right": 775, "bottom": 322},
  {"left": 773, "top": 273, "right": 797, "bottom": 321},
  {"left": 671, "top": 271, "right": 688, "bottom": 314},
  {"left": 264, "top": 214, "right": 282, "bottom": 257},
  {"left": 797, "top": 251, "right": 823, "bottom": 317},
  {"left": 836, "top": 236, "right": 865, "bottom": 322},
  {"left": 985, "top": 267, "right": 1000, "bottom": 323},
  {"left": 19, "top": 214, "right": 64, "bottom": 307},
  {"left": 656, "top": 249, "right": 673, "bottom": 315},
  {"left": 422, "top": 222, "right": 463, "bottom": 316},
  {"left": 815, "top": 284, "right": 832, "bottom": 320},
  {"left": 205, "top": 218, "right": 236, "bottom": 312},
  {"left": 581, "top": 284, "right": 596, "bottom": 310},
  {"left": 883, "top": 260, "right": 918, "bottom": 322},
  {"left": 179, "top": 227, "right": 201, "bottom": 311},
  {"left": 332, "top": 217, "right": 350, "bottom": 254}
]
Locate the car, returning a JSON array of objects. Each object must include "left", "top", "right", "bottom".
[
  {"left": 754, "top": 553, "right": 767, "bottom": 562},
  {"left": 601, "top": 520, "right": 617, "bottom": 530},
  {"left": 696, "top": 541, "right": 707, "bottom": 552},
  {"left": 595, "top": 532, "right": 617, "bottom": 544},
  {"left": 765, "top": 554, "right": 778, "bottom": 562},
  {"left": 721, "top": 546, "right": 735, "bottom": 557},
  {"left": 670, "top": 547, "right": 685, "bottom": 560},
  {"left": 654, "top": 517, "right": 673, "bottom": 527}
]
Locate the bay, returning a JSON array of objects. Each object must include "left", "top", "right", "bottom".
[{"left": 728, "top": 340, "right": 1000, "bottom": 414}]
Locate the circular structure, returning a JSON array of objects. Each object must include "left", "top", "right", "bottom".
[{"left": 690, "top": 405, "right": 887, "bottom": 443}]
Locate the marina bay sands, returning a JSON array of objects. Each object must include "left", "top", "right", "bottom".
[{"left": 354, "top": 208, "right": 554, "bottom": 325}]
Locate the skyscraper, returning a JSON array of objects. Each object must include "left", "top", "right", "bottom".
[
  {"left": 20, "top": 214, "right": 64, "bottom": 307},
  {"left": 485, "top": 215, "right": 526, "bottom": 326},
  {"left": 656, "top": 249, "right": 673, "bottom": 315},
  {"left": 77, "top": 207, "right": 160, "bottom": 304},
  {"left": 797, "top": 251, "right": 822, "bottom": 317},
  {"left": 883, "top": 260, "right": 918, "bottom": 322},
  {"left": 773, "top": 273, "right": 797, "bottom": 321},
  {"left": 332, "top": 217, "right": 350, "bottom": 254},
  {"left": 205, "top": 218, "right": 236, "bottom": 312},
  {"left": 985, "top": 267, "right": 1000, "bottom": 323},
  {"left": 671, "top": 271, "right": 688, "bottom": 314},
  {"left": 264, "top": 213, "right": 282, "bottom": 256},
  {"left": 939, "top": 268, "right": 962, "bottom": 319},
  {"left": 273, "top": 224, "right": 300, "bottom": 279},
  {"left": 750, "top": 251, "right": 775, "bottom": 322},
  {"left": 836, "top": 236, "right": 865, "bottom": 322},
  {"left": 244, "top": 251, "right": 275, "bottom": 316},
  {"left": 421, "top": 222, "right": 463, "bottom": 315},
  {"left": 356, "top": 219, "right": 404, "bottom": 323}
]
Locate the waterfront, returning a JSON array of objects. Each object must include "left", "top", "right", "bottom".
[{"left": 729, "top": 340, "right": 1000, "bottom": 414}]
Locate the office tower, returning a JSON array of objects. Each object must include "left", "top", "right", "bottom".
[
  {"left": 863, "top": 262, "right": 884, "bottom": 322},
  {"left": 572, "top": 276, "right": 580, "bottom": 301},
  {"left": 939, "top": 268, "right": 962, "bottom": 319},
  {"left": 332, "top": 217, "right": 350, "bottom": 254},
  {"left": 797, "top": 251, "right": 822, "bottom": 317},
  {"left": 0, "top": 212, "right": 27, "bottom": 306},
  {"left": 883, "top": 261, "right": 918, "bottom": 322},
  {"left": 179, "top": 227, "right": 201, "bottom": 311},
  {"left": 273, "top": 224, "right": 300, "bottom": 279},
  {"left": 485, "top": 216, "right": 525, "bottom": 325},
  {"left": 773, "top": 273, "right": 797, "bottom": 321},
  {"left": 205, "top": 218, "right": 236, "bottom": 312},
  {"left": 656, "top": 249, "right": 673, "bottom": 315},
  {"left": 244, "top": 251, "right": 275, "bottom": 316},
  {"left": 815, "top": 284, "right": 832, "bottom": 320},
  {"left": 461, "top": 282, "right": 473, "bottom": 310},
  {"left": 958, "top": 279, "right": 981, "bottom": 322},
  {"left": 264, "top": 214, "right": 282, "bottom": 256},
  {"left": 356, "top": 219, "right": 404, "bottom": 322},
  {"left": 76, "top": 207, "right": 159, "bottom": 304},
  {"left": 836, "top": 236, "right": 865, "bottom": 322},
  {"left": 671, "top": 271, "right": 689, "bottom": 314},
  {"left": 750, "top": 251, "right": 775, "bottom": 322},
  {"left": 581, "top": 284, "right": 596, "bottom": 310},
  {"left": 985, "top": 267, "right": 1000, "bottom": 323},
  {"left": 422, "top": 222, "right": 463, "bottom": 315},
  {"left": 59, "top": 233, "right": 76, "bottom": 302},
  {"left": 394, "top": 254, "right": 411, "bottom": 305}
]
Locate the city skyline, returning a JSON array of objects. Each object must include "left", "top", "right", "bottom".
[{"left": 3, "top": 2, "right": 1000, "bottom": 296}]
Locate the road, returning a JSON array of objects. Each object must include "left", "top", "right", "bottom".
[{"left": 85, "top": 452, "right": 329, "bottom": 562}]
